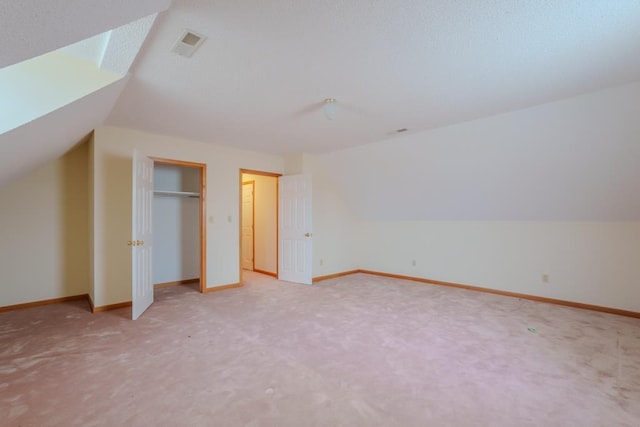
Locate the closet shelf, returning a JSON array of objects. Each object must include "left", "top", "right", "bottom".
[{"left": 154, "top": 190, "right": 200, "bottom": 198}]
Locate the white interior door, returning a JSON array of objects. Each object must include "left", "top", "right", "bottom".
[
  {"left": 241, "top": 182, "right": 254, "bottom": 270},
  {"left": 132, "top": 150, "right": 154, "bottom": 320},
  {"left": 278, "top": 174, "right": 312, "bottom": 285}
]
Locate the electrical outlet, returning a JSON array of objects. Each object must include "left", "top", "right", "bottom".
[
  {"left": 412, "top": 259, "right": 416, "bottom": 267},
  {"left": 542, "top": 274, "right": 549, "bottom": 283},
  {"left": 319, "top": 259, "right": 324, "bottom": 266}
]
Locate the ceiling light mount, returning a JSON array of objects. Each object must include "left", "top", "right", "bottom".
[{"left": 323, "top": 98, "right": 337, "bottom": 120}]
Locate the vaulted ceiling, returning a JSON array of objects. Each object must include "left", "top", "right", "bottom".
[
  {"left": 0, "top": 0, "right": 170, "bottom": 185},
  {"left": 2, "top": 0, "right": 640, "bottom": 187},
  {"left": 0, "top": 0, "right": 171, "bottom": 69},
  {"left": 107, "top": 0, "right": 640, "bottom": 153}
]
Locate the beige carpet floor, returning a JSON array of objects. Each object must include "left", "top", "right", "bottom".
[{"left": 1, "top": 271, "right": 639, "bottom": 426}]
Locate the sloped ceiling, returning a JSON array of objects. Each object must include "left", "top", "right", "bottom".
[
  {"left": 0, "top": 78, "right": 129, "bottom": 185},
  {"left": 108, "top": 0, "right": 640, "bottom": 153},
  {"left": 0, "top": 0, "right": 171, "bottom": 68},
  {"left": 1, "top": 0, "right": 639, "bottom": 221},
  {"left": 0, "top": 52, "right": 122, "bottom": 134},
  {"left": 318, "top": 81, "right": 640, "bottom": 221},
  {"left": 0, "top": 0, "right": 169, "bottom": 187}
]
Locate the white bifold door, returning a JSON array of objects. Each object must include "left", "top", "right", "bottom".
[
  {"left": 278, "top": 174, "right": 312, "bottom": 285},
  {"left": 131, "top": 150, "right": 154, "bottom": 320}
]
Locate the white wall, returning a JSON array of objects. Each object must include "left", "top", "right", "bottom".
[
  {"left": 310, "top": 81, "right": 640, "bottom": 311},
  {"left": 322, "top": 81, "right": 640, "bottom": 221},
  {"left": 154, "top": 164, "right": 200, "bottom": 192},
  {"left": 299, "top": 154, "right": 360, "bottom": 277},
  {"left": 242, "top": 173, "right": 277, "bottom": 274},
  {"left": 152, "top": 165, "right": 200, "bottom": 284},
  {"left": 91, "top": 126, "right": 284, "bottom": 307},
  {"left": 358, "top": 221, "right": 640, "bottom": 312},
  {"left": 5, "top": 79, "right": 637, "bottom": 313},
  {"left": 152, "top": 197, "right": 200, "bottom": 283},
  {"left": 0, "top": 143, "right": 89, "bottom": 306}
]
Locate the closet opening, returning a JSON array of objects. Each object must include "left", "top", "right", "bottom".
[
  {"left": 239, "top": 169, "right": 281, "bottom": 281},
  {"left": 152, "top": 158, "right": 207, "bottom": 293}
]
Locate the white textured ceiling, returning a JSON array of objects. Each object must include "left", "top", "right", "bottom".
[
  {"left": 101, "top": 14, "right": 160, "bottom": 76},
  {"left": 0, "top": 0, "right": 170, "bottom": 69},
  {"left": 107, "top": 0, "right": 640, "bottom": 153},
  {"left": 0, "top": 0, "right": 169, "bottom": 187},
  {"left": 57, "top": 14, "right": 159, "bottom": 76}
]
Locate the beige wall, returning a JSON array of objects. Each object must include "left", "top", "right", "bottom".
[
  {"left": 88, "top": 135, "right": 95, "bottom": 303},
  {"left": 91, "top": 126, "right": 284, "bottom": 307},
  {"left": 0, "top": 143, "right": 90, "bottom": 306},
  {"left": 357, "top": 221, "right": 640, "bottom": 312},
  {"left": 317, "top": 81, "right": 640, "bottom": 222},
  {"left": 299, "top": 154, "right": 360, "bottom": 277},
  {"left": 6, "top": 82, "right": 639, "bottom": 314},
  {"left": 242, "top": 173, "right": 277, "bottom": 274},
  {"left": 307, "top": 81, "right": 640, "bottom": 312}
]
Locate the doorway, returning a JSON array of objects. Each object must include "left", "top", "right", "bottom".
[
  {"left": 152, "top": 158, "right": 207, "bottom": 293},
  {"left": 239, "top": 169, "right": 280, "bottom": 279},
  {"left": 241, "top": 180, "right": 254, "bottom": 270}
]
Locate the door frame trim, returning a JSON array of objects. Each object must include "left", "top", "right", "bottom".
[
  {"left": 152, "top": 157, "right": 207, "bottom": 293},
  {"left": 239, "top": 169, "right": 282, "bottom": 281}
]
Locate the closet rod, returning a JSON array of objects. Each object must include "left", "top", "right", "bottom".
[{"left": 153, "top": 190, "right": 200, "bottom": 198}]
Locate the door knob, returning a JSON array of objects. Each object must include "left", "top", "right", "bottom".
[{"left": 305, "top": 233, "right": 312, "bottom": 237}]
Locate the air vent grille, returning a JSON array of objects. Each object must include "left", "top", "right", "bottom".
[
  {"left": 182, "top": 32, "right": 201, "bottom": 46},
  {"left": 171, "top": 30, "right": 206, "bottom": 58}
]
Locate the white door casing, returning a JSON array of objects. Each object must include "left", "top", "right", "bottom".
[
  {"left": 241, "top": 182, "right": 254, "bottom": 270},
  {"left": 132, "top": 150, "right": 154, "bottom": 320},
  {"left": 278, "top": 174, "right": 312, "bottom": 285}
]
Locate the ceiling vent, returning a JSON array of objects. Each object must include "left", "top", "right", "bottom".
[{"left": 171, "top": 30, "right": 206, "bottom": 58}]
